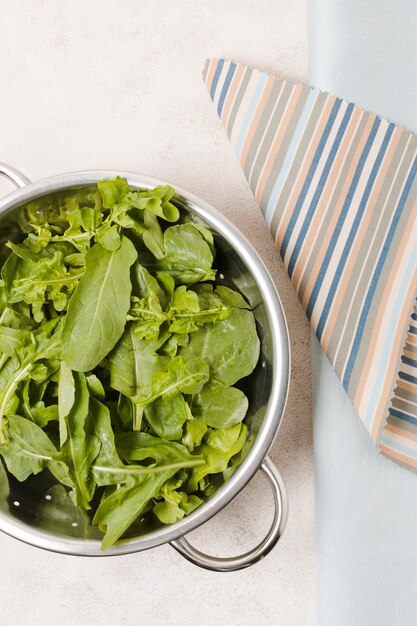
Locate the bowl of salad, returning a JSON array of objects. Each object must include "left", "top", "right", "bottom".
[{"left": 0, "top": 163, "right": 290, "bottom": 571}]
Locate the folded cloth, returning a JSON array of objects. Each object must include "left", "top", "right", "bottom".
[{"left": 203, "top": 58, "right": 417, "bottom": 470}]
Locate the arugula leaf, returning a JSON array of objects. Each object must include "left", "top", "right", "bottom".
[
  {"left": 109, "top": 325, "right": 169, "bottom": 430},
  {"left": 158, "top": 331, "right": 189, "bottom": 358},
  {"left": 134, "top": 355, "right": 209, "bottom": 406},
  {"left": 85, "top": 373, "right": 105, "bottom": 399},
  {"left": 190, "top": 385, "right": 248, "bottom": 429},
  {"left": 153, "top": 224, "right": 216, "bottom": 284},
  {"left": 90, "top": 399, "right": 203, "bottom": 476},
  {"left": 144, "top": 391, "right": 191, "bottom": 441},
  {"left": 180, "top": 307, "right": 260, "bottom": 386},
  {"left": 153, "top": 500, "right": 186, "bottom": 523},
  {"left": 215, "top": 285, "right": 251, "bottom": 309},
  {"left": 127, "top": 185, "right": 179, "bottom": 222},
  {"left": 169, "top": 284, "right": 229, "bottom": 334},
  {"left": 187, "top": 424, "right": 248, "bottom": 493},
  {"left": 98, "top": 177, "right": 130, "bottom": 209},
  {"left": 131, "top": 262, "right": 170, "bottom": 308},
  {"left": 62, "top": 236, "right": 137, "bottom": 371},
  {"left": 28, "top": 401, "right": 58, "bottom": 427},
  {"left": 20, "top": 368, "right": 60, "bottom": 428},
  {"left": 55, "top": 371, "right": 100, "bottom": 510},
  {"left": 0, "top": 326, "right": 33, "bottom": 361},
  {"left": 1, "top": 251, "right": 21, "bottom": 292},
  {"left": 0, "top": 319, "right": 62, "bottom": 443},
  {"left": 127, "top": 292, "right": 168, "bottom": 341},
  {"left": 58, "top": 361, "right": 74, "bottom": 446},
  {"left": 93, "top": 472, "right": 173, "bottom": 550},
  {"left": 115, "top": 431, "right": 203, "bottom": 468},
  {"left": 142, "top": 210, "right": 166, "bottom": 259},
  {"left": 182, "top": 421, "right": 208, "bottom": 451},
  {"left": 0, "top": 414, "right": 70, "bottom": 485},
  {"left": 93, "top": 431, "right": 204, "bottom": 549},
  {"left": 8, "top": 250, "right": 83, "bottom": 317},
  {"left": 95, "top": 224, "right": 121, "bottom": 251},
  {"left": 117, "top": 393, "right": 135, "bottom": 429},
  {"left": 87, "top": 397, "right": 126, "bottom": 486},
  {"left": 153, "top": 471, "right": 203, "bottom": 523},
  {"left": 153, "top": 491, "right": 203, "bottom": 523}
]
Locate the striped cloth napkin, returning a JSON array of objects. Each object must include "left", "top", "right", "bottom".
[{"left": 203, "top": 58, "right": 417, "bottom": 471}]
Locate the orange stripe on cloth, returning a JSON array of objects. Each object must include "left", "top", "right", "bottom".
[
  {"left": 385, "top": 424, "right": 417, "bottom": 443},
  {"left": 221, "top": 63, "right": 245, "bottom": 128},
  {"left": 301, "top": 114, "right": 376, "bottom": 312},
  {"left": 254, "top": 83, "right": 305, "bottom": 205},
  {"left": 380, "top": 443, "right": 417, "bottom": 468},
  {"left": 272, "top": 95, "right": 338, "bottom": 247},
  {"left": 291, "top": 106, "right": 363, "bottom": 293},
  {"left": 320, "top": 126, "right": 403, "bottom": 350},
  {"left": 239, "top": 75, "right": 276, "bottom": 168}
]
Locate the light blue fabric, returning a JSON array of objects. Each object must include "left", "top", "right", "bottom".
[{"left": 309, "top": 2, "right": 417, "bottom": 624}]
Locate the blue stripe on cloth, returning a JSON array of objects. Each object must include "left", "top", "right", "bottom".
[
  {"left": 411, "top": 312, "right": 417, "bottom": 321},
  {"left": 316, "top": 123, "right": 395, "bottom": 340},
  {"left": 279, "top": 98, "right": 343, "bottom": 255},
  {"left": 264, "top": 88, "right": 320, "bottom": 225},
  {"left": 399, "top": 371, "right": 417, "bottom": 384},
  {"left": 217, "top": 62, "right": 236, "bottom": 117},
  {"left": 210, "top": 59, "right": 224, "bottom": 101},
  {"left": 402, "top": 356, "right": 417, "bottom": 368},
  {"left": 409, "top": 326, "right": 417, "bottom": 335},
  {"left": 306, "top": 116, "right": 381, "bottom": 320},
  {"left": 388, "top": 409, "right": 417, "bottom": 426},
  {"left": 235, "top": 72, "right": 268, "bottom": 159},
  {"left": 343, "top": 154, "right": 417, "bottom": 390},
  {"left": 287, "top": 103, "right": 355, "bottom": 278},
  {"left": 364, "top": 279, "right": 417, "bottom": 430}
]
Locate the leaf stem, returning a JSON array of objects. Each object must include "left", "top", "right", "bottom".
[
  {"left": 174, "top": 306, "right": 228, "bottom": 319},
  {"left": 133, "top": 404, "right": 143, "bottom": 432},
  {"left": 20, "top": 272, "right": 84, "bottom": 286},
  {"left": 127, "top": 307, "right": 167, "bottom": 321},
  {"left": 0, "top": 364, "right": 32, "bottom": 442},
  {"left": 137, "top": 371, "right": 206, "bottom": 407},
  {"left": 0, "top": 308, "right": 8, "bottom": 324},
  {"left": 92, "top": 458, "right": 205, "bottom": 475},
  {"left": 50, "top": 233, "right": 91, "bottom": 242}
]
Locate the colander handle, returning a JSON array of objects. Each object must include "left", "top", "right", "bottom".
[
  {"left": 0, "top": 163, "right": 30, "bottom": 189},
  {"left": 170, "top": 456, "right": 288, "bottom": 572}
]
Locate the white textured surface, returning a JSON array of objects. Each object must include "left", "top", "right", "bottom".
[{"left": 0, "top": 2, "right": 315, "bottom": 625}]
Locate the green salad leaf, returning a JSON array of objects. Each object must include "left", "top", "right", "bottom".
[
  {"left": 55, "top": 371, "right": 100, "bottom": 510},
  {"left": 180, "top": 307, "right": 260, "bottom": 386},
  {"left": 0, "top": 178, "right": 261, "bottom": 550},
  {"left": 62, "top": 236, "right": 137, "bottom": 371},
  {"left": 153, "top": 223, "right": 217, "bottom": 284},
  {"left": 0, "top": 414, "right": 69, "bottom": 484},
  {"left": 190, "top": 385, "right": 248, "bottom": 429}
]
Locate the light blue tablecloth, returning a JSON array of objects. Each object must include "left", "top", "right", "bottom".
[{"left": 309, "top": 2, "right": 417, "bottom": 624}]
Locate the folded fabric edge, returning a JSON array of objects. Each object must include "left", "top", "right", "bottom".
[
  {"left": 202, "top": 57, "right": 417, "bottom": 472},
  {"left": 381, "top": 295, "right": 417, "bottom": 469},
  {"left": 201, "top": 58, "right": 409, "bottom": 138}
]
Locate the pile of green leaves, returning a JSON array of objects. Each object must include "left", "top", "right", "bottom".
[{"left": 0, "top": 178, "right": 260, "bottom": 549}]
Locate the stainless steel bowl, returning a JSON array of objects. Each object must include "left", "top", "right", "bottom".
[{"left": 0, "top": 163, "right": 290, "bottom": 572}]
